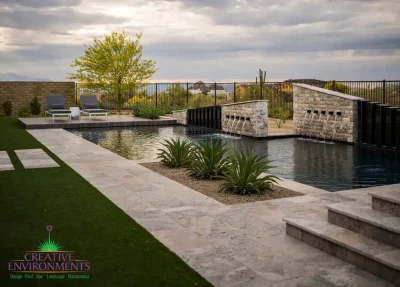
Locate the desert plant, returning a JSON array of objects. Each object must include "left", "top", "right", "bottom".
[
  {"left": 272, "top": 108, "right": 291, "bottom": 128},
  {"left": 157, "top": 138, "right": 194, "bottom": 168},
  {"left": 219, "top": 150, "right": 279, "bottom": 195},
  {"left": 69, "top": 31, "right": 157, "bottom": 114},
  {"left": 2, "top": 100, "right": 12, "bottom": 116},
  {"left": 18, "top": 106, "right": 31, "bottom": 117},
  {"left": 324, "top": 81, "right": 350, "bottom": 94},
  {"left": 132, "top": 102, "right": 165, "bottom": 119},
  {"left": 30, "top": 96, "right": 41, "bottom": 115},
  {"left": 188, "top": 140, "right": 229, "bottom": 180}
]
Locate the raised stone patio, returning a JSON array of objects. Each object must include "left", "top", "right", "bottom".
[
  {"left": 19, "top": 115, "right": 177, "bottom": 129},
  {"left": 27, "top": 128, "right": 398, "bottom": 287}
]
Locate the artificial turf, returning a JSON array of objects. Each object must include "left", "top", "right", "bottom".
[{"left": 0, "top": 117, "right": 212, "bottom": 286}]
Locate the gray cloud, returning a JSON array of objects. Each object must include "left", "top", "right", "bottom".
[
  {"left": 0, "top": 0, "right": 81, "bottom": 8},
  {"left": 0, "top": 7, "right": 126, "bottom": 32},
  {"left": 0, "top": 0, "right": 398, "bottom": 80}
]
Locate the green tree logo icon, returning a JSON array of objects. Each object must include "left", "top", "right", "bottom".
[{"left": 38, "top": 225, "right": 62, "bottom": 252}]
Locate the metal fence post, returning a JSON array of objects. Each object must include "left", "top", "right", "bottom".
[
  {"left": 155, "top": 83, "right": 158, "bottom": 107},
  {"left": 214, "top": 82, "right": 217, "bottom": 106},
  {"left": 383, "top": 79, "right": 386, "bottom": 104},
  {"left": 233, "top": 82, "right": 236, "bottom": 103},
  {"left": 332, "top": 80, "right": 336, "bottom": 91},
  {"left": 186, "top": 82, "right": 189, "bottom": 106}
]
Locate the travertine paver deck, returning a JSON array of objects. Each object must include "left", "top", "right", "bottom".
[
  {"left": 19, "top": 115, "right": 176, "bottom": 129},
  {"left": 0, "top": 151, "right": 14, "bottom": 171},
  {"left": 15, "top": 149, "right": 59, "bottom": 169},
  {"left": 28, "top": 128, "right": 398, "bottom": 287}
]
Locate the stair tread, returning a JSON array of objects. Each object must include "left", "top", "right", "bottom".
[
  {"left": 328, "top": 202, "right": 400, "bottom": 234},
  {"left": 369, "top": 190, "right": 400, "bottom": 205},
  {"left": 284, "top": 218, "right": 400, "bottom": 271}
]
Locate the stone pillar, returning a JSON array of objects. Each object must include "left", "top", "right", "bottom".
[
  {"left": 221, "top": 100, "right": 268, "bottom": 138},
  {"left": 293, "top": 83, "right": 362, "bottom": 143},
  {"left": 172, "top": 109, "right": 187, "bottom": 125}
]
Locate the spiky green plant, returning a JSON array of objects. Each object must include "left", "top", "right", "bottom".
[
  {"left": 220, "top": 150, "right": 279, "bottom": 195},
  {"left": 188, "top": 140, "right": 229, "bottom": 180},
  {"left": 38, "top": 225, "right": 62, "bottom": 252},
  {"left": 157, "top": 138, "right": 194, "bottom": 168}
]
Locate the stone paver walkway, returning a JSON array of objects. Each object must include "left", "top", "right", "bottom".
[
  {"left": 28, "top": 128, "right": 398, "bottom": 287},
  {"left": 0, "top": 151, "right": 14, "bottom": 171},
  {"left": 15, "top": 148, "right": 59, "bottom": 169}
]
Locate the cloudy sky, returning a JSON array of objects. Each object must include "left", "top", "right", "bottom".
[{"left": 0, "top": 0, "right": 399, "bottom": 82}]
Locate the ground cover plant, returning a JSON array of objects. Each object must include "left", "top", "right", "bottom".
[
  {"left": 132, "top": 102, "right": 165, "bottom": 119},
  {"left": 0, "top": 117, "right": 212, "bottom": 287}
]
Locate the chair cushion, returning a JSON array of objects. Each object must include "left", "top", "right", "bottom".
[
  {"left": 50, "top": 104, "right": 65, "bottom": 110},
  {"left": 83, "top": 109, "right": 107, "bottom": 113},
  {"left": 47, "top": 110, "right": 71, "bottom": 114},
  {"left": 83, "top": 103, "right": 98, "bottom": 109}
]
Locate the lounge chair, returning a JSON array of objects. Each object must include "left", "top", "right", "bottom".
[
  {"left": 45, "top": 95, "right": 71, "bottom": 122},
  {"left": 80, "top": 95, "right": 108, "bottom": 121}
]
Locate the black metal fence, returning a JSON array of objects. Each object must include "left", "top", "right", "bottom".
[
  {"left": 76, "top": 82, "right": 294, "bottom": 116},
  {"left": 76, "top": 80, "right": 400, "bottom": 115}
]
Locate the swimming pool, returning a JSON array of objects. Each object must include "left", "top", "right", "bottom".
[{"left": 68, "top": 125, "right": 400, "bottom": 192}]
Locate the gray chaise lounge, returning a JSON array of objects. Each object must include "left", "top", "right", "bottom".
[
  {"left": 45, "top": 95, "right": 71, "bottom": 122},
  {"left": 80, "top": 95, "right": 108, "bottom": 121}
]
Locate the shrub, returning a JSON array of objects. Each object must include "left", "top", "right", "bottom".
[
  {"left": 219, "top": 150, "right": 279, "bottom": 195},
  {"left": 157, "top": 138, "right": 194, "bottom": 168},
  {"left": 2, "top": 100, "right": 12, "bottom": 116},
  {"left": 30, "top": 96, "right": 41, "bottom": 115},
  {"left": 324, "top": 81, "right": 350, "bottom": 94},
  {"left": 272, "top": 108, "right": 291, "bottom": 128},
  {"left": 132, "top": 102, "right": 165, "bottom": 119},
  {"left": 0, "top": 107, "right": 5, "bottom": 117},
  {"left": 18, "top": 106, "right": 31, "bottom": 117},
  {"left": 188, "top": 140, "right": 229, "bottom": 180},
  {"left": 125, "top": 96, "right": 152, "bottom": 107},
  {"left": 188, "top": 94, "right": 215, "bottom": 109}
]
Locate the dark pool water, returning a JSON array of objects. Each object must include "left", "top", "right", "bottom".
[{"left": 68, "top": 126, "right": 400, "bottom": 192}]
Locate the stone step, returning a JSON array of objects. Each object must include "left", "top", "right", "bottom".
[
  {"left": 369, "top": 190, "right": 400, "bottom": 217},
  {"left": 284, "top": 218, "right": 400, "bottom": 286},
  {"left": 327, "top": 202, "right": 400, "bottom": 249}
]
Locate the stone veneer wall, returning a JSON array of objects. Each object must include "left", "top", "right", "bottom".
[
  {"left": 293, "top": 83, "right": 362, "bottom": 143},
  {"left": 0, "top": 82, "right": 76, "bottom": 115},
  {"left": 221, "top": 100, "right": 268, "bottom": 138},
  {"left": 172, "top": 109, "right": 187, "bottom": 125}
]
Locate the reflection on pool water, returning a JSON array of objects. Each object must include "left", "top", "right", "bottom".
[{"left": 68, "top": 125, "right": 400, "bottom": 192}]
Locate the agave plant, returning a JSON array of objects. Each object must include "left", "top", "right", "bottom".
[
  {"left": 220, "top": 150, "right": 279, "bottom": 195},
  {"left": 188, "top": 140, "right": 229, "bottom": 180},
  {"left": 157, "top": 138, "right": 194, "bottom": 167}
]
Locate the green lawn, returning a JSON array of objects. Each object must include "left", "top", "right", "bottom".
[{"left": 0, "top": 117, "right": 212, "bottom": 286}]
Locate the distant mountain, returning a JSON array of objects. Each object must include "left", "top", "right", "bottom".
[{"left": 0, "top": 73, "right": 51, "bottom": 81}]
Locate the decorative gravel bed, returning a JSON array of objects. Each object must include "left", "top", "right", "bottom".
[{"left": 140, "top": 162, "right": 303, "bottom": 205}]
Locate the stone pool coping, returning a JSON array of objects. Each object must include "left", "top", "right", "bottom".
[
  {"left": 26, "top": 128, "right": 399, "bottom": 286},
  {"left": 19, "top": 115, "right": 177, "bottom": 129}
]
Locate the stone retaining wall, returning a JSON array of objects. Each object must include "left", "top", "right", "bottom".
[
  {"left": 172, "top": 109, "right": 187, "bottom": 125},
  {"left": 293, "top": 83, "right": 361, "bottom": 143},
  {"left": 221, "top": 100, "right": 268, "bottom": 138},
  {"left": 0, "top": 82, "right": 76, "bottom": 115}
]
